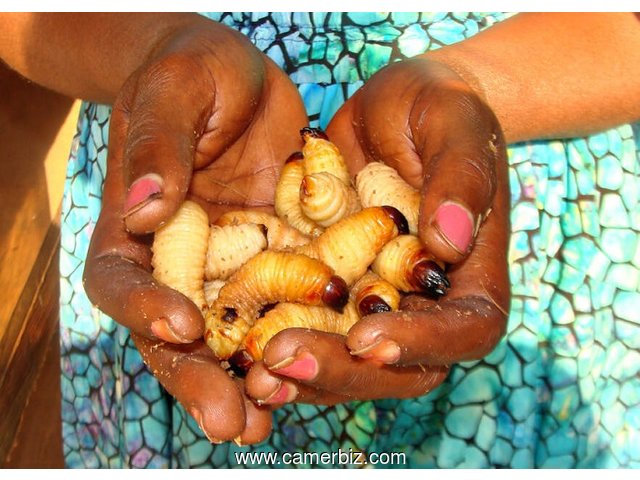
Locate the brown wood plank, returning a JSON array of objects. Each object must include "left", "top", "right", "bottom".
[
  {"left": 0, "top": 62, "right": 79, "bottom": 467},
  {"left": 0, "top": 62, "right": 74, "bottom": 342},
  {"left": 3, "top": 326, "right": 64, "bottom": 468},
  {"left": 0, "top": 219, "right": 61, "bottom": 386},
  {"left": 0, "top": 223, "right": 61, "bottom": 464}
]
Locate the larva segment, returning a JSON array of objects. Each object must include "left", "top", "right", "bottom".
[
  {"left": 300, "top": 128, "right": 351, "bottom": 186},
  {"left": 204, "top": 251, "right": 349, "bottom": 359},
  {"left": 205, "top": 224, "right": 268, "bottom": 280},
  {"left": 274, "top": 156, "right": 324, "bottom": 237},
  {"left": 351, "top": 271, "right": 401, "bottom": 316},
  {"left": 295, "top": 206, "right": 408, "bottom": 286},
  {"left": 356, "top": 161, "right": 421, "bottom": 235},
  {"left": 215, "top": 210, "right": 310, "bottom": 250},
  {"left": 151, "top": 200, "right": 209, "bottom": 311},
  {"left": 234, "top": 301, "right": 360, "bottom": 369},
  {"left": 371, "top": 234, "right": 450, "bottom": 296},
  {"left": 204, "top": 279, "right": 226, "bottom": 307},
  {"left": 299, "top": 172, "right": 361, "bottom": 227}
]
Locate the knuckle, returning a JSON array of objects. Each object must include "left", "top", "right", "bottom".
[
  {"left": 460, "top": 296, "right": 509, "bottom": 358},
  {"left": 141, "top": 52, "right": 207, "bottom": 92},
  {"left": 332, "top": 368, "right": 378, "bottom": 398},
  {"left": 457, "top": 154, "right": 497, "bottom": 204},
  {"left": 400, "top": 366, "right": 448, "bottom": 399},
  {"left": 447, "top": 88, "right": 491, "bottom": 128}
]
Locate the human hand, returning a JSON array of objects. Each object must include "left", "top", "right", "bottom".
[
  {"left": 83, "top": 17, "right": 308, "bottom": 443},
  {"left": 245, "top": 57, "right": 510, "bottom": 406}
]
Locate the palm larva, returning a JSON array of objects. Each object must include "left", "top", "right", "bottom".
[
  {"left": 299, "top": 172, "right": 361, "bottom": 227},
  {"left": 371, "top": 234, "right": 450, "bottom": 296},
  {"left": 274, "top": 152, "right": 324, "bottom": 237},
  {"left": 205, "top": 223, "right": 268, "bottom": 280},
  {"left": 295, "top": 206, "right": 409, "bottom": 286},
  {"left": 356, "top": 161, "right": 421, "bottom": 235},
  {"left": 204, "top": 279, "right": 226, "bottom": 307},
  {"left": 151, "top": 200, "right": 209, "bottom": 311},
  {"left": 215, "top": 210, "right": 310, "bottom": 250},
  {"left": 300, "top": 128, "right": 351, "bottom": 186},
  {"left": 351, "top": 271, "right": 401, "bottom": 316},
  {"left": 232, "top": 301, "right": 360, "bottom": 369},
  {"left": 204, "top": 250, "right": 349, "bottom": 359}
]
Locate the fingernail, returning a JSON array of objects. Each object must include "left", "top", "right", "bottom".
[
  {"left": 190, "top": 408, "right": 224, "bottom": 444},
  {"left": 435, "top": 202, "right": 474, "bottom": 254},
  {"left": 151, "top": 318, "right": 191, "bottom": 344},
  {"left": 259, "top": 381, "right": 298, "bottom": 405},
  {"left": 270, "top": 351, "right": 318, "bottom": 381},
  {"left": 124, "top": 173, "right": 163, "bottom": 216},
  {"left": 350, "top": 337, "right": 401, "bottom": 364}
]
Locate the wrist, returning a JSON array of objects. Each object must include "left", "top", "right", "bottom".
[
  {"left": 419, "top": 47, "right": 489, "bottom": 105},
  {"left": 139, "top": 14, "right": 265, "bottom": 89},
  {"left": 421, "top": 13, "right": 640, "bottom": 143},
  {"left": 421, "top": 44, "right": 530, "bottom": 144}
]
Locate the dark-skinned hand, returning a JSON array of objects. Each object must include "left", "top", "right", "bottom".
[
  {"left": 83, "top": 20, "right": 308, "bottom": 444},
  {"left": 245, "top": 57, "right": 511, "bottom": 407}
]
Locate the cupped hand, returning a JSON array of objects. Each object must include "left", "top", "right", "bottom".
[
  {"left": 245, "top": 57, "right": 510, "bottom": 406},
  {"left": 83, "top": 17, "right": 308, "bottom": 443}
]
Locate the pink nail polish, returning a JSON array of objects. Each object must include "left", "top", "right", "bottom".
[
  {"left": 435, "top": 202, "right": 474, "bottom": 254},
  {"left": 271, "top": 351, "right": 318, "bottom": 381},
  {"left": 124, "top": 174, "right": 162, "bottom": 216}
]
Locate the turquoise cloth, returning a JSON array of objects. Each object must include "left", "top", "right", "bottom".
[{"left": 59, "top": 12, "right": 640, "bottom": 468}]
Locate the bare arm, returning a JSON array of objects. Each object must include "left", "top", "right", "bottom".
[
  {"left": 0, "top": 12, "right": 212, "bottom": 103},
  {"left": 425, "top": 12, "right": 640, "bottom": 142},
  {"left": 0, "top": 11, "right": 313, "bottom": 444}
]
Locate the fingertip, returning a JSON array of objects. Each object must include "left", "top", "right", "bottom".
[
  {"left": 131, "top": 335, "right": 247, "bottom": 443},
  {"left": 123, "top": 197, "right": 180, "bottom": 235},
  {"left": 434, "top": 201, "right": 475, "bottom": 254},
  {"left": 123, "top": 173, "right": 188, "bottom": 234},
  {"left": 123, "top": 173, "right": 163, "bottom": 217},
  {"left": 238, "top": 398, "right": 273, "bottom": 445},
  {"left": 269, "top": 351, "right": 318, "bottom": 381},
  {"left": 244, "top": 362, "right": 277, "bottom": 401},
  {"left": 188, "top": 407, "right": 226, "bottom": 444},
  {"left": 349, "top": 337, "right": 401, "bottom": 364},
  {"left": 244, "top": 361, "right": 298, "bottom": 405},
  {"left": 189, "top": 374, "right": 247, "bottom": 443},
  {"left": 150, "top": 318, "right": 193, "bottom": 344},
  {"left": 149, "top": 311, "right": 203, "bottom": 344},
  {"left": 188, "top": 395, "right": 246, "bottom": 443},
  {"left": 164, "top": 300, "right": 206, "bottom": 341},
  {"left": 345, "top": 312, "right": 403, "bottom": 363},
  {"left": 420, "top": 200, "right": 477, "bottom": 264},
  {"left": 131, "top": 287, "right": 205, "bottom": 343},
  {"left": 260, "top": 329, "right": 306, "bottom": 366}
]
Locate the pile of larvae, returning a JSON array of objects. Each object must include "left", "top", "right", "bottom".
[{"left": 151, "top": 128, "right": 450, "bottom": 374}]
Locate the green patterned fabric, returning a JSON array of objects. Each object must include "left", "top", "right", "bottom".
[{"left": 59, "top": 12, "right": 640, "bottom": 468}]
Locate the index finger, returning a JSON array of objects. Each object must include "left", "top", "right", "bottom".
[
  {"left": 328, "top": 58, "right": 503, "bottom": 265},
  {"left": 346, "top": 137, "right": 511, "bottom": 366},
  {"left": 83, "top": 94, "right": 204, "bottom": 343},
  {"left": 131, "top": 334, "right": 249, "bottom": 443}
]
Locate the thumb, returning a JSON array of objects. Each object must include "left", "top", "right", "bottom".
[
  {"left": 331, "top": 58, "right": 503, "bottom": 265},
  {"left": 414, "top": 85, "right": 504, "bottom": 264},
  {"left": 120, "top": 54, "right": 263, "bottom": 233}
]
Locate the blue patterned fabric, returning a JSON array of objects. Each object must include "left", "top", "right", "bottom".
[{"left": 59, "top": 12, "right": 640, "bottom": 468}]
